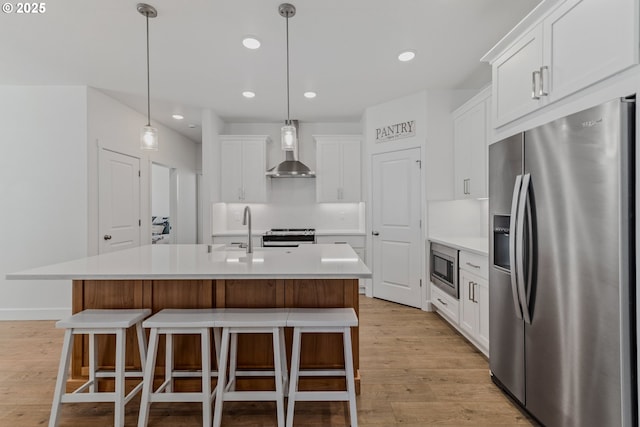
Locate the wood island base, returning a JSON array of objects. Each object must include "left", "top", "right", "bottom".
[{"left": 69, "top": 278, "right": 360, "bottom": 394}]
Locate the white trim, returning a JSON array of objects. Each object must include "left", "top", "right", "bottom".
[{"left": 0, "top": 307, "right": 70, "bottom": 321}]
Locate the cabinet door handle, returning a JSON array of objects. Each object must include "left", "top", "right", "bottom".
[
  {"left": 372, "top": 231, "right": 380, "bottom": 236},
  {"left": 466, "top": 262, "right": 481, "bottom": 269},
  {"left": 437, "top": 298, "right": 448, "bottom": 307},
  {"left": 103, "top": 234, "right": 112, "bottom": 240},
  {"left": 538, "top": 65, "right": 549, "bottom": 97},
  {"left": 531, "top": 70, "right": 541, "bottom": 100},
  {"left": 472, "top": 282, "right": 477, "bottom": 303}
]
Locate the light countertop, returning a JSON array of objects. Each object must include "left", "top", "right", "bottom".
[
  {"left": 7, "top": 244, "right": 372, "bottom": 280},
  {"left": 428, "top": 236, "right": 489, "bottom": 256}
]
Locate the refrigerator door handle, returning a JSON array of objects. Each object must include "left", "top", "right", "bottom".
[
  {"left": 509, "top": 175, "right": 523, "bottom": 320},
  {"left": 516, "top": 173, "right": 532, "bottom": 324}
]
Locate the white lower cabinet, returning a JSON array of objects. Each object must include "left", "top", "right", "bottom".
[
  {"left": 431, "top": 249, "right": 489, "bottom": 356},
  {"left": 459, "top": 270, "right": 489, "bottom": 354},
  {"left": 430, "top": 284, "right": 459, "bottom": 324}
]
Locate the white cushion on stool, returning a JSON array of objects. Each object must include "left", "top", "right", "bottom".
[
  {"left": 56, "top": 308, "right": 151, "bottom": 329},
  {"left": 143, "top": 308, "right": 220, "bottom": 328},
  {"left": 286, "top": 307, "right": 358, "bottom": 327},
  {"left": 213, "top": 307, "right": 289, "bottom": 327}
]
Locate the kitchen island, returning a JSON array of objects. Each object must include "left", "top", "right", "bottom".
[{"left": 8, "top": 244, "right": 371, "bottom": 393}]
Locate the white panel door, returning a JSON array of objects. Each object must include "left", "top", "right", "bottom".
[
  {"left": 241, "top": 138, "right": 268, "bottom": 202},
  {"left": 99, "top": 149, "right": 140, "bottom": 253},
  {"left": 372, "top": 148, "right": 422, "bottom": 308}
]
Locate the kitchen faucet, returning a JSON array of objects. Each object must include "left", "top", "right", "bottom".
[{"left": 242, "top": 206, "right": 253, "bottom": 254}]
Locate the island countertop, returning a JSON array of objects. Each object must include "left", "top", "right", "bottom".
[{"left": 7, "top": 243, "right": 372, "bottom": 280}]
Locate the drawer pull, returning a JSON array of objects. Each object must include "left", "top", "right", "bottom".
[
  {"left": 436, "top": 298, "right": 448, "bottom": 307},
  {"left": 466, "top": 262, "right": 481, "bottom": 269},
  {"left": 335, "top": 242, "right": 347, "bottom": 244}
]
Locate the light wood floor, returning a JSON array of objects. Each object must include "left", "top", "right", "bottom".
[{"left": 0, "top": 296, "right": 536, "bottom": 426}]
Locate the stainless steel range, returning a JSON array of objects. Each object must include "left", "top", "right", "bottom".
[{"left": 262, "top": 228, "right": 316, "bottom": 247}]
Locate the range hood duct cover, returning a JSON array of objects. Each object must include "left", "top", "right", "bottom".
[{"left": 267, "top": 151, "right": 315, "bottom": 178}]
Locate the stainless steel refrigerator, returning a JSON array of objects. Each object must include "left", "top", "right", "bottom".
[{"left": 489, "top": 97, "right": 636, "bottom": 427}]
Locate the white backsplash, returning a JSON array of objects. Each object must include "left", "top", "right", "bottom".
[
  {"left": 212, "top": 187, "right": 364, "bottom": 233},
  {"left": 428, "top": 199, "right": 489, "bottom": 237}
]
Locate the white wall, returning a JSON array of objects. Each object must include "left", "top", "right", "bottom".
[
  {"left": 87, "top": 88, "right": 199, "bottom": 253},
  {"left": 0, "top": 86, "right": 200, "bottom": 320},
  {"left": 152, "top": 164, "right": 171, "bottom": 218},
  {"left": 428, "top": 199, "right": 489, "bottom": 238},
  {"left": 0, "top": 86, "right": 88, "bottom": 320},
  {"left": 201, "top": 109, "right": 225, "bottom": 243}
]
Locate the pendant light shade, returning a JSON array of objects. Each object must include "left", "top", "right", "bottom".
[
  {"left": 137, "top": 3, "right": 158, "bottom": 151},
  {"left": 279, "top": 3, "right": 297, "bottom": 152},
  {"left": 281, "top": 122, "right": 296, "bottom": 151},
  {"left": 141, "top": 125, "right": 158, "bottom": 150}
]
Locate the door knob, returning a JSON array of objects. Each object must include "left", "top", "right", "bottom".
[
  {"left": 103, "top": 235, "right": 112, "bottom": 240},
  {"left": 372, "top": 231, "right": 380, "bottom": 236}
]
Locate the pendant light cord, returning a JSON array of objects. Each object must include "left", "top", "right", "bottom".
[
  {"left": 285, "top": 15, "right": 290, "bottom": 125},
  {"left": 146, "top": 13, "right": 151, "bottom": 127}
]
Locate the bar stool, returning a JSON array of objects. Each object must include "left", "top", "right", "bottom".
[
  {"left": 49, "top": 308, "right": 150, "bottom": 427},
  {"left": 285, "top": 307, "right": 359, "bottom": 427},
  {"left": 212, "top": 308, "right": 289, "bottom": 427},
  {"left": 137, "top": 308, "right": 221, "bottom": 427}
]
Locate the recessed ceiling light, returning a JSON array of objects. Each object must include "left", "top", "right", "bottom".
[
  {"left": 242, "top": 91, "right": 256, "bottom": 98},
  {"left": 242, "top": 37, "right": 261, "bottom": 50},
  {"left": 303, "top": 91, "right": 317, "bottom": 99},
  {"left": 172, "top": 114, "right": 184, "bottom": 120},
  {"left": 398, "top": 50, "right": 416, "bottom": 62}
]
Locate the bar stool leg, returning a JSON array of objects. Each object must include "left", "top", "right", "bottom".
[
  {"left": 136, "top": 322, "right": 147, "bottom": 373},
  {"left": 213, "top": 327, "right": 222, "bottom": 367},
  {"left": 286, "top": 327, "right": 302, "bottom": 427},
  {"left": 49, "top": 329, "right": 73, "bottom": 427},
  {"left": 165, "top": 333, "right": 174, "bottom": 392},
  {"left": 279, "top": 330, "right": 289, "bottom": 396},
  {"left": 138, "top": 328, "right": 159, "bottom": 427},
  {"left": 228, "top": 332, "right": 238, "bottom": 391},
  {"left": 272, "top": 327, "right": 285, "bottom": 427},
  {"left": 88, "top": 333, "right": 98, "bottom": 393},
  {"left": 201, "top": 328, "right": 212, "bottom": 427},
  {"left": 114, "top": 329, "right": 126, "bottom": 427},
  {"left": 213, "top": 328, "right": 230, "bottom": 427},
  {"left": 343, "top": 327, "right": 358, "bottom": 427}
]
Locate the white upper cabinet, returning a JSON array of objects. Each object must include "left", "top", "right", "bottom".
[
  {"left": 492, "top": 25, "right": 544, "bottom": 127},
  {"left": 220, "top": 135, "right": 270, "bottom": 203},
  {"left": 486, "top": 0, "right": 638, "bottom": 128},
  {"left": 314, "top": 135, "right": 362, "bottom": 203},
  {"left": 453, "top": 87, "right": 490, "bottom": 199}
]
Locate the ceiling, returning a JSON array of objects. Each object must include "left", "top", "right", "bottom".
[{"left": 1, "top": 0, "right": 541, "bottom": 143}]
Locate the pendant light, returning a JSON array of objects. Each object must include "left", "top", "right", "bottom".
[
  {"left": 137, "top": 3, "right": 158, "bottom": 151},
  {"left": 279, "top": 3, "right": 297, "bottom": 152}
]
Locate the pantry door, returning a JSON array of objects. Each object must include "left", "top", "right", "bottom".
[
  {"left": 371, "top": 148, "right": 422, "bottom": 307},
  {"left": 99, "top": 149, "right": 141, "bottom": 253}
]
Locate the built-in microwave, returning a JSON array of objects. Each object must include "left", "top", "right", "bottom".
[{"left": 430, "top": 242, "right": 459, "bottom": 299}]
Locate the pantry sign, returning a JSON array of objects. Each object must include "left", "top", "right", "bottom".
[{"left": 375, "top": 120, "right": 415, "bottom": 143}]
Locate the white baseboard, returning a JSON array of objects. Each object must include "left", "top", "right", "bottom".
[{"left": 0, "top": 307, "right": 71, "bottom": 321}]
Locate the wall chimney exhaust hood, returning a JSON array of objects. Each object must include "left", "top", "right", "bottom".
[{"left": 266, "top": 120, "right": 315, "bottom": 178}]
